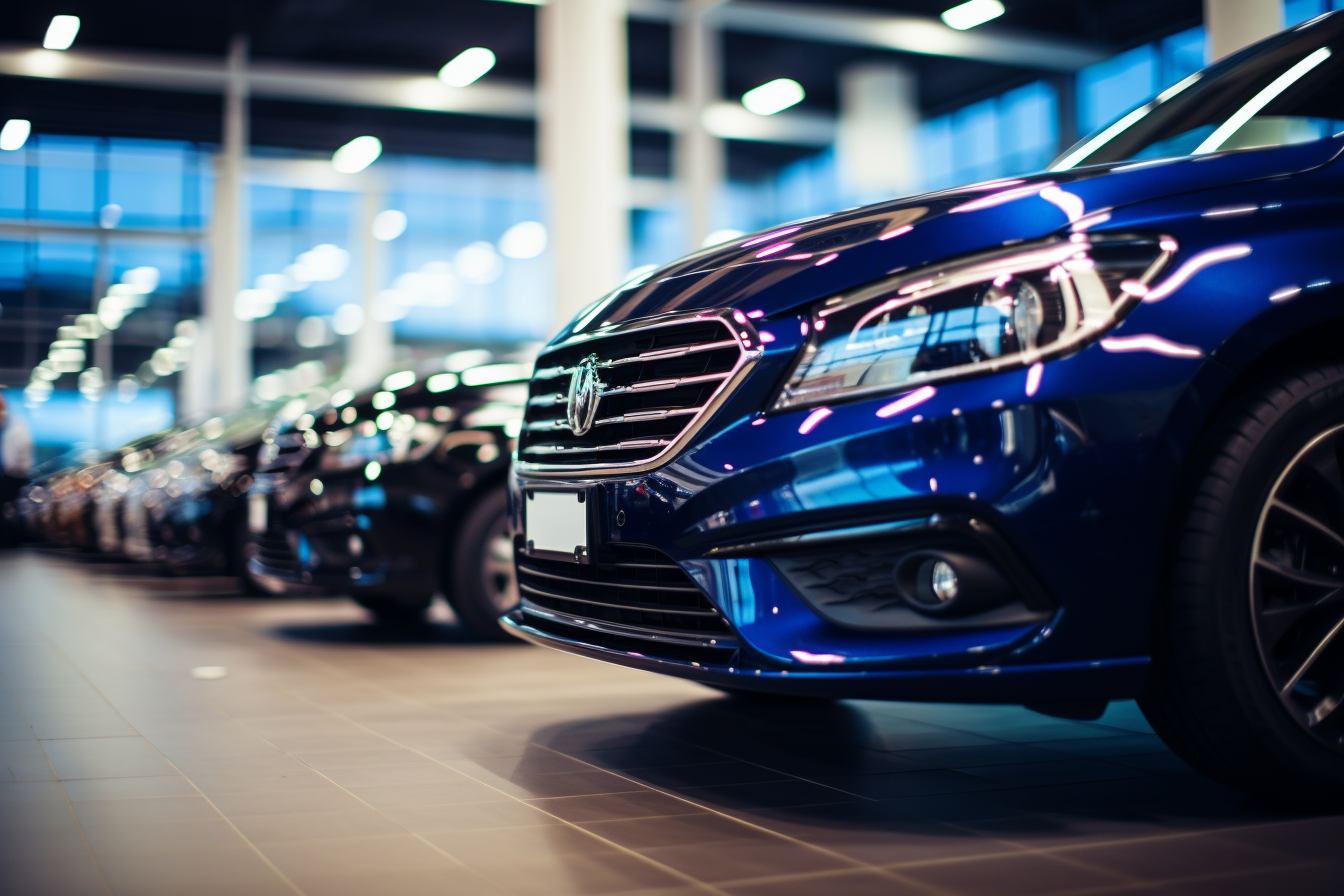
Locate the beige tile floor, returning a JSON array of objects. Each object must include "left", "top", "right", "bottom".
[{"left": 1, "top": 548, "right": 1341, "bottom": 896}]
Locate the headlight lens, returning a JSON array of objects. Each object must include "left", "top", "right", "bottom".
[{"left": 773, "top": 234, "right": 1174, "bottom": 411}]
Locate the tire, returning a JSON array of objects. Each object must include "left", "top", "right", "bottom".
[
  {"left": 354, "top": 594, "right": 432, "bottom": 624},
  {"left": 445, "top": 486, "right": 518, "bottom": 640},
  {"left": 1141, "top": 363, "right": 1344, "bottom": 805}
]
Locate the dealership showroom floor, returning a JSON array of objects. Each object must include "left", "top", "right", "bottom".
[{"left": 0, "top": 551, "right": 1339, "bottom": 896}]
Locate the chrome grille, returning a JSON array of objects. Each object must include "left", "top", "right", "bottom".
[
  {"left": 516, "top": 541, "right": 739, "bottom": 664},
  {"left": 517, "top": 311, "right": 758, "bottom": 472}
]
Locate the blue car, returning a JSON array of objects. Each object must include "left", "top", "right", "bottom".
[{"left": 506, "top": 14, "right": 1344, "bottom": 802}]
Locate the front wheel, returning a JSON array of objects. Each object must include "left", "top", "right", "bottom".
[
  {"left": 1142, "top": 364, "right": 1344, "bottom": 805},
  {"left": 445, "top": 486, "right": 518, "bottom": 640}
]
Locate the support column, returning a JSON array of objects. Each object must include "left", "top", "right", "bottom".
[
  {"left": 676, "top": 0, "right": 725, "bottom": 251},
  {"left": 1204, "top": 0, "right": 1283, "bottom": 62},
  {"left": 836, "top": 63, "right": 920, "bottom": 205},
  {"left": 201, "top": 34, "right": 252, "bottom": 414},
  {"left": 347, "top": 187, "right": 394, "bottom": 389},
  {"left": 538, "top": 0, "right": 630, "bottom": 333}
]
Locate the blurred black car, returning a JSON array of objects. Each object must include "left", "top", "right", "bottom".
[
  {"left": 246, "top": 358, "right": 528, "bottom": 634},
  {"left": 119, "top": 405, "right": 283, "bottom": 584}
]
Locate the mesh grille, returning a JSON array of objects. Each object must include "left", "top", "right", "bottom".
[
  {"left": 518, "top": 317, "right": 746, "bottom": 468},
  {"left": 517, "top": 541, "right": 738, "bottom": 664}
]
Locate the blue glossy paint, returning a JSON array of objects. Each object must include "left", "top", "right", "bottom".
[{"left": 509, "top": 19, "right": 1344, "bottom": 704}]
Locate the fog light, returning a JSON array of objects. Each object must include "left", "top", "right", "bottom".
[
  {"left": 930, "top": 560, "right": 958, "bottom": 602},
  {"left": 895, "top": 549, "right": 1015, "bottom": 616}
]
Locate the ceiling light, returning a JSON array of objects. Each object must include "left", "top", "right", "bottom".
[
  {"left": 371, "top": 209, "right": 407, "bottom": 241},
  {"left": 498, "top": 221, "right": 547, "bottom": 259},
  {"left": 43, "top": 15, "right": 80, "bottom": 51},
  {"left": 332, "top": 135, "right": 382, "bottom": 173},
  {"left": 941, "top": 0, "right": 1005, "bottom": 31},
  {"left": 438, "top": 47, "right": 496, "bottom": 87},
  {"left": 742, "top": 79, "right": 805, "bottom": 116},
  {"left": 0, "top": 120, "right": 31, "bottom": 151}
]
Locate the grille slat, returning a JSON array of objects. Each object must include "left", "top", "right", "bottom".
[
  {"left": 517, "top": 541, "right": 738, "bottom": 664},
  {"left": 518, "top": 314, "right": 751, "bottom": 469}
]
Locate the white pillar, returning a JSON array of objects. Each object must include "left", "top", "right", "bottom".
[
  {"left": 538, "top": 0, "right": 630, "bottom": 333},
  {"left": 1204, "top": 0, "right": 1283, "bottom": 62},
  {"left": 201, "top": 35, "right": 252, "bottom": 413},
  {"left": 347, "top": 188, "right": 394, "bottom": 389},
  {"left": 676, "top": 0, "right": 724, "bottom": 252},
  {"left": 836, "top": 63, "right": 920, "bottom": 204}
]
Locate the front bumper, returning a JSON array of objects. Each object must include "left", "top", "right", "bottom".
[{"left": 507, "top": 325, "right": 1201, "bottom": 703}]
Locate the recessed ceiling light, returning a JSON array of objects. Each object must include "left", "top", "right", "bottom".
[
  {"left": 0, "top": 119, "right": 31, "bottom": 151},
  {"left": 43, "top": 15, "right": 80, "bottom": 50},
  {"left": 439, "top": 47, "right": 496, "bottom": 87},
  {"left": 332, "top": 135, "right": 382, "bottom": 173},
  {"left": 941, "top": 0, "right": 1006, "bottom": 31},
  {"left": 742, "top": 78, "right": 805, "bottom": 116}
]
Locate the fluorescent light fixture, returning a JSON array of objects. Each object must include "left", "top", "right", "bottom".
[
  {"left": 1195, "top": 47, "right": 1332, "bottom": 154},
  {"left": 0, "top": 119, "right": 31, "bottom": 151},
  {"left": 438, "top": 47, "right": 496, "bottom": 87},
  {"left": 331, "top": 135, "right": 382, "bottom": 173},
  {"left": 940, "top": 0, "right": 1005, "bottom": 31},
  {"left": 371, "top": 209, "right": 407, "bottom": 241},
  {"left": 43, "top": 15, "right": 80, "bottom": 50},
  {"left": 742, "top": 79, "right": 805, "bottom": 116}
]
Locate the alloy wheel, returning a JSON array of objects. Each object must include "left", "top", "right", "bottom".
[{"left": 1251, "top": 422, "right": 1344, "bottom": 751}]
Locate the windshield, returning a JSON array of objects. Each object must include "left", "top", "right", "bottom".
[{"left": 1052, "top": 12, "right": 1344, "bottom": 170}]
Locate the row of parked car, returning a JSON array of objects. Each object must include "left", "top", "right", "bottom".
[{"left": 14, "top": 353, "right": 529, "bottom": 638}]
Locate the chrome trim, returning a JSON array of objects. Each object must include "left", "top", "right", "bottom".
[
  {"left": 518, "top": 566, "right": 704, "bottom": 596},
  {"left": 515, "top": 308, "right": 762, "bottom": 477},
  {"left": 524, "top": 405, "right": 703, "bottom": 434},
  {"left": 600, "top": 371, "right": 731, "bottom": 397},
  {"left": 532, "top": 338, "right": 743, "bottom": 380},
  {"left": 523, "top": 438, "right": 672, "bottom": 456},
  {"left": 520, "top": 598, "right": 735, "bottom": 648}
]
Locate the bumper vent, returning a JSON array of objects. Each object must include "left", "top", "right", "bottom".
[
  {"left": 517, "top": 312, "right": 757, "bottom": 472},
  {"left": 516, "top": 541, "right": 738, "bottom": 664}
]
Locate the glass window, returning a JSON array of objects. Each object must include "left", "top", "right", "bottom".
[{"left": 1055, "top": 14, "right": 1344, "bottom": 169}]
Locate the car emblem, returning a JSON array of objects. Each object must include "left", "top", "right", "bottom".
[{"left": 566, "top": 354, "right": 604, "bottom": 436}]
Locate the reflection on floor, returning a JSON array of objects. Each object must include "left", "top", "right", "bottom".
[{"left": 1, "top": 550, "right": 1341, "bottom": 896}]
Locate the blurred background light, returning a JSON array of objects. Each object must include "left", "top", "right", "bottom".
[
  {"left": 371, "top": 209, "right": 407, "bottom": 241},
  {"left": 42, "top": 15, "right": 80, "bottom": 50},
  {"left": 498, "top": 221, "right": 547, "bottom": 259},
  {"left": 438, "top": 47, "right": 497, "bottom": 87},
  {"left": 941, "top": 0, "right": 1006, "bottom": 31},
  {"left": 454, "top": 242, "right": 503, "bottom": 285},
  {"left": 0, "top": 119, "right": 31, "bottom": 151},
  {"left": 332, "top": 303, "right": 365, "bottom": 336},
  {"left": 331, "top": 135, "right": 382, "bottom": 173},
  {"left": 701, "top": 229, "right": 745, "bottom": 248},
  {"left": 742, "top": 79, "right": 805, "bottom": 116}
]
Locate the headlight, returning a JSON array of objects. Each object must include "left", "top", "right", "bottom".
[{"left": 773, "top": 234, "right": 1174, "bottom": 411}]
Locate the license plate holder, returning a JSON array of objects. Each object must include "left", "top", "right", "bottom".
[{"left": 524, "top": 488, "right": 591, "bottom": 563}]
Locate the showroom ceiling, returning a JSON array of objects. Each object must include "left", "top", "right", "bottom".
[{"left": 0, "top": 0, "right": 1204, "bottom": 177}]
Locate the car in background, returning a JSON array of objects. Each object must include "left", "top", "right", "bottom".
[
  {"left": 247, "top": 354, "right": 529, "bottom": 635},
  {"left": 506, "top": 14, "right": 1344, "bottom": 804},
  {"left": 118, "top": 404, "right": 288, "bottom": 585}
]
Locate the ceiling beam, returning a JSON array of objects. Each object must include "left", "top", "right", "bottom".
[
  {"left": 628, "top": 0, "right": 1107, "bottom": 72},
  {"left": 0, "top": 45, "right": 833, "bottom": 146}
]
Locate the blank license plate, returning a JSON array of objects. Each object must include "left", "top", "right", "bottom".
[{"left": 525, "top": 490, "right": 589, "bottom": 562}]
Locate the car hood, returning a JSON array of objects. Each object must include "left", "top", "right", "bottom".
[{"left": 560, "top": 137, "right": 1341, "bottom": 338}]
